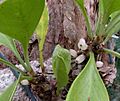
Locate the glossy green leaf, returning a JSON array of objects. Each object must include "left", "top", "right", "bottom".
[
  {"left": 0, "top": 0, "right": 45, "bottom": 55},
  {"left": 0, "top": 57, "right": 25, "bottom": 75},
  {"left": 66, "top": 52, "right": 109, "bottom": 101},
  {"left": 106, "top": 11, "right": 120, "bottom": 33},
  {"left": 52, "top": 45, "right": 71, "bottom": 92},
  {"left": 95, "top": 0, "right": 105, "bottom": 35},
  {"left": 110, "top": 10, "right": 120, "bottom": 21},
  {"left": 36, "top": 4, "right": 48, "bottom": 69},
  {"left": 36, "top": 4, "right": 49, "bottom": 51},
  {"left": 104, "top": 10, "right": 120, "bottom": 43},
  {"left": 0, "top": 74, "right": 21, "bottom": 101},
  {"left": 0, "top": 33, "right": 16, "bottom": 53},
  {"left": 104, "top": 22, "right": 120, "bottom": 43},
  {"left": 100, "top": 0, "right": 120, "bottom": 25},
  {"left": 96, "top": 0, "right": 120, "bottom": 36},
  {"left": 52, "top": 45, "right": 71, "bottom": 74},
  {"left": 103, "top": 11, "right": 120, "bottom": 43},
  {"left": 75, "top": 0, "right": 92, "bottom": 39},
  {"left": 0, "top": 33, "right": 28, "bottom": 71}
]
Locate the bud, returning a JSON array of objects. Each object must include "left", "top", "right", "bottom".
[
  {"left": 75, "top": 54, "right": 85, "bottom": 64},
  {"left": 81, "top": 44, "right": 88, "bottom": 50},
  {"left": 105, "top": 24, "right": 108, "bottom": 27},
  {"left": 69, "top": 49, "right": 77, "bottom": 58},
  {"left": 15, "top": 64, "right": 26, "bottom": 72},
  {"left": 78, "top": 38, "right": 88, "bottom": 50},
  {"left": 21, "top": 79, "right": 29, "bottom": 85},
  {"left": 96, "top": 61, "right": 103, "bottom": 67}
]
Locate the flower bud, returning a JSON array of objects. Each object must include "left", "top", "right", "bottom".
[
  {"left": 15, "top": 64, "right": 26, "bottom": 72},
  {"left": 75, "top": 54, "right": 85, "bottom": 64},
  {"left": 78, "top": 38, "right": 88, "bottom": 50},
  {"left": 70, "top": 49, "right": 77, "bottom": 58},
  {"left": 96, "top": 61, "right": 103, "bottom": 67},
  {"left": 21, "top": 79, "right": 29, "bottom": 85},
  {"left": 105, "top": 24, "right": 108, "bottom": 27},
  {"left": 80, "top": 44, "right": 88, "bottom": 50}
]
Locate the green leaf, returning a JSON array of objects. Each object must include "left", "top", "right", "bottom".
[
  {"left": 0, "top": 33, "right": 28, "bottom": 71},
  {"left": 0, "top": 33, "right": 16, "bottom": 53},
  {"left": 36, "top": 4, "right": 48, "bottom": 70},
  {"left": 110, "top": 10, "right": 120, "bottom": 21},
  {"left": 0, "top": 57, "right": 25, "bottom": 75},
  {"left": 104, "top": 21, "right": 120, "bottom": 43},
  {"left": 36, "top": 4, "right": 49, "bottom": 51},
  {"left": 106, "top": 11, "right": 120, "bottom": 33},
  {"left": 0, "top": 74, "right": 21, "bottom": 101},
  {"left": 95, "top": 0, "right": 105, "bottom": 36},
  {"left": 52, "top": 45, "right": 71, "bottom": 92},
  {"left": 100, "top": 0, "right": 120, "bottom": 25},
  {"left": 75, "top": 0, "right": 92, "bottom": 39},
  {"left": 0, "top": 0, "right": 45, "bottom": 57},
  {"left": 96, "top": 0, "right": 120, "bottom": 36},
  {"left": 103, "top": 11, "right": 120, "bottom": 43},
  {"left": 66, "top": 52, "right": 109, "bottom": 101}
]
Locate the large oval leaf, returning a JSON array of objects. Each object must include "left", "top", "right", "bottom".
[
  {"left": 66, "top": 52, "right": 109, "bottom": 101},
  {"left": 52, "top": 45, "right": 71, "bottom": 92},
  {"left": 0, "top": 74, "right": 21, "bottom": 101},
  {"left": 0, "top": 0, "right": 45, "bottom": 51}
]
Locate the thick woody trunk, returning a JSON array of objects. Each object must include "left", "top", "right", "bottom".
[
  {"left": 43, "top": 0, "right": 92, "bottom": 60},
  {"left": 43, "top": 0, "right": 98, "bottom": 60}
]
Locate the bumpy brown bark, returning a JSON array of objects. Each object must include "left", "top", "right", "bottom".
[{"left": 43, "top": 0, "right": 98, "bottom": 60}]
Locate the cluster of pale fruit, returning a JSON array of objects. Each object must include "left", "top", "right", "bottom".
[{"left": 70, "top": 38, "right": 103, "bottom": 67}]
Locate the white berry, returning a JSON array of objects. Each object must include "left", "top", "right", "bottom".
[
  {"left": 15, "top": 64, "right": 26, "bottom": 72},
  {"left": 78, "top": 38, "right": 88, "bottom": 50},
  {"left": 81, "top": 44, "right": 88, "bottom": 50},
  {"left": 96, "top": 61, "right": 103, "bottom": 67},
  {"left": 105, "top": 24, "right": 108, "bottom": 27},
  {"left": 69, "top": 49, "right": 77, "bottom": 58},
  {"left": 20, "top": 79, "right": 29, "bottom": 85},
  {"left": 75, "top": 54, "right": 85, "bottom": 64}
]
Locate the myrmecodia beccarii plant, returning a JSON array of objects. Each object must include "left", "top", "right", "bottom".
[
  {"left": 0, "top": 0, "right": 45, "bottom": 100},
  {"left": 52, "top": 0, "right": 120, "bottom": 101},
  {"left": 0, "top": 0, "right": 119, "bottom": 101}
]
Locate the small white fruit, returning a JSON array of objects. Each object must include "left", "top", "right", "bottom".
[
  {"left": 105, "top": 24, "right": 108, "bottom": 27},
  {"left": 75, "top": 54, "right": 85, "bottom": 64},
  {"left": 69, "top": 49, "right": 77, "bottom": 58},
  {"left": 15, "top": 64, "right": 26, "bottom": 72},
  {"left": 96, "top": 61, "right": 103, "bottom": 67},
  {"left": 21, "top": 79, "right": 29, "bottom": 85},
  {"left": 80, "top": 44, "right": 88, "bottom": 50},
  {"left": 78, "top": 38, "right": 88, "bottom": 50}
]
